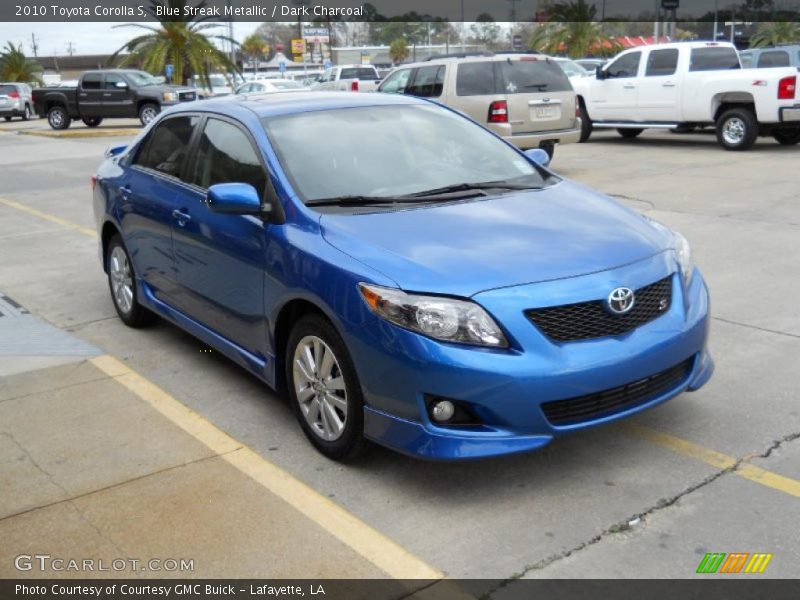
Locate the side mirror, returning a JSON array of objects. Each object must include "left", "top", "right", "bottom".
[
  {"left": 115, "top": 81, "right": 128, "bottom": 89},
  {"left": 596, "top": 65, "right": 607, "bottom": 80},
  {"left": 525, "top": 148, "right": 551, "bottom": 167},
  {"left": 105, "top": 144, "right": 127, "bottom": 158},
  {"left": 207, "top": 183, "right": 263, "bottom": 215}
]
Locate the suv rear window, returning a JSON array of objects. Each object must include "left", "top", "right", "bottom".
[
  {"left": 340, "top": 68, "right": 379, "bottom": 80},
  {"left": 0, "top": 85, "right": 17, "bottom": 94},
  {"left": 456, "top": 59, "right": 571, "bottom": 96},
  {"left": 689, "top": 47, "right": 740, "bottom": 71}
]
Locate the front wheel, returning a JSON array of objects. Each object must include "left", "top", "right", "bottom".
[
  {"left": 47, "top": 106, "right": 71, "bottom": 130},
  {"left": 773, "top": 129, "right": 800, "bottom": 145},
  {"left": 138, "top": 103, "right": 159, "bottom": 126},
  {"left": 3, "top": 116, "right": 10, "bottom": 122},
  {"left": 106, "top": 235, "right": 157, "bottom": 328},
  {"left": 22, "top": 104, "right": 31, "bottom": 121},
  {"left": 617, "top": 128, "right": 643, "bottom": 138},
  {"left": 286, "top": 314, "right": 365, "bottom": 461},
  {"left": 715, "top": 108, "right": 758, "bottom": 151},
  {"left": 82, "top": 116, "right": 103, "bottom": 127}
]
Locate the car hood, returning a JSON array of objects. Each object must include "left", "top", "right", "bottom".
[{"left": 319, "top": 180, "right": 674, "bottom": 297}]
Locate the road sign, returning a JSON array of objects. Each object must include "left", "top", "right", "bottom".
[
  {"left": 661, "top": 0, "right": 679, "bottom": 9},
  {"left": 303, "top": 27, "right": 330, "bottom": 43},
  {"left": 291, "top": 39, "right": 306, "bottom": 54},
  {"left": 278, "top": 61, "right": 286, "bottom": 73},
  {"left": 324, "top": 59, "right": 332, "bottom": 69}
]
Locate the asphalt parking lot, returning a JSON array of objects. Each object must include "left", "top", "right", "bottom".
[{"left": 1, "top": 118, "right": 798, "bottom": 589}]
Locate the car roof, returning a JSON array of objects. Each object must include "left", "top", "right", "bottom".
[{"left": 177, "top": 91, "right": 427, "bottom": 119}]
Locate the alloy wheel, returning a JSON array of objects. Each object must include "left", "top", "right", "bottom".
[
  {"left": 722, "top": 117, "right": 746, "bottom": 145},
  {"left": 292, "top": 335, "right": 348, "bottom": 442},
  {"left": 49, "top": 109, "right": 63, "bottom": 127},
  {"left": 109, "top": 246, "right": 134, "bottom": 314},
  {"left": 140, "top": 106, "right": 157, "bottom": 125}
]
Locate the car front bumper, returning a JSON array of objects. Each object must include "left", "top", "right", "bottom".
[{"left": 349, "top": 252, "right": 712, "bottom": 460}]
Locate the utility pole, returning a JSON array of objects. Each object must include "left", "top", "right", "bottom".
[
  {"left": 30, "top": 33, "right": 39, "bottom": 57},
  {"left": 66, "top": 41, "right": 75, "bottom": 56}
]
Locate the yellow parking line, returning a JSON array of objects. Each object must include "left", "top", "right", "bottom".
[
  {"left": 90, "top": 355, "right": 444, "bottom": 581},
  {"left": 627, "top": 424, "right": 800, "bottom": 498},
  {"left": 0, "top": 196, "right": 96, "bottom": 238}
]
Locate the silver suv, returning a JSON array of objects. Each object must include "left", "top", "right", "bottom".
[
  {"left": 377, "top": 54, "right": 581, "bottom": 158},
  {"left": 0, "top": 83, "right": 34, "bottom": 121}
]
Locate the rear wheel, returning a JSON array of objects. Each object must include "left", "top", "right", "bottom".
[
  {"left": 138, "top": 103, "right": 159, "bottom": 126},
  {"left": 539, "top": 141, "right": 555, "bottom": 160},
  {"left": 617, "top": 128, "right": 643, "bottom": 138},
  {"left": 773, "top": 129, "right": 800, "bottom": 145},
  {"left": 3, "top": 116, "right": 10, "bottom": 122},
  {"left": 106, "top": 235, "right": 157, "bottom": 328},
  {"left": 22, "top": 104, "right": 31, "bottom": 121},
  {"left": 578, "top": 100, "right": 592, "bottom": 142},
  {"left": 82, "top": 117, "right": 103, "bottom": 127},
  {"left": 715, "top": 108, "right": 758, "bottom": 151},
  {"left": 47, "top": 105, "right": 71, "bottom": 130},
  {"left": 286, "top": 314, "right": 365, "bottom": 461}
]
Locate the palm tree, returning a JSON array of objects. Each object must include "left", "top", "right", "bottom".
[
  {"left": 389, "top": 39, "right": 409, "bottom": 65},
  {"left": 0, "top": 42, "right": 43, "bottom": 84},
  {"left": 530, "top": 0, "right": 621, "bottom": 58},
  {"left": 749, "top": 22, "right": 800, "bottom": 48},
  {"left": 110, "top": 0, "right": 239, "bottom": 88},
  {"left": 241, "top": 33, "right": 268, "bottom": 77}
]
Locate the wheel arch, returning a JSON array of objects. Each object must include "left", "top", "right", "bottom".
[
  {"left": 100, "top": 220, "right": 121, "bottom": 273},
  {"left": 711, "top": 92, "right": 755, "bottom": 122}
]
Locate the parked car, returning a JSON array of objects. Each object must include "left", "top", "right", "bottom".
[
  {"left": 377, "top": 54, "right": 582, "bottom": 158},
  {"left": 93, "top": 92, "right": 713, "bottom": 461},
  {"left": 312, "top": 65, "right": 382, "bottom": 92},
  {"left": 235, "top": 79, "right": 309, "bottom": 94},
  {"left": 739, "top": 45, "right": 800, "bottom": 69},
  {"left": 553, "top": 57, "right": 591, "bottom": 80},
  {"left": 572, "top": 41, "right": 800, "bottom": 149},
  {"left": 191, "top": 73, "right": 243, "bottom": 97},
  {"left": 32, "top": 69, "right": 197, "bottom": 129},
  {"left": 0, "top": 83, "right": 34, "bottom": 121},
  {"left": 575, "top": 58, "right": 606, "bottom": 71}
]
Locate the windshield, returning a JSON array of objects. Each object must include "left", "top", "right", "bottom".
[
  {"left": 263, "top": 104, "right": 549, "bottom": 204},
  {"left": 690, "top": 47, "right": 741, "bottom": 71},
  {"left": 125, "top": 71, "right": 160, "bottom": 86}
]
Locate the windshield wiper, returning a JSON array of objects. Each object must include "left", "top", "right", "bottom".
[
  {"left": 305, "top": 192, "right": 484, "bottom": 207},
  {"left": 406, "top": 180, "right": 545, "bottom": 198}
]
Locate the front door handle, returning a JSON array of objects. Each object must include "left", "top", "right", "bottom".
[
  {"left": 623, "top": 84, "right": 636, "bottom": 89},
  {"left": 119, "top": 185, "right": 132, "bottom": 197},
  {"left": 662, "top": 82, "right": 676, "bottom": 88},
  {"left": 172, "top": 209, "right": 191, "bottom": 226}
]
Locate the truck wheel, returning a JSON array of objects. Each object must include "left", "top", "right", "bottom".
[
  {"left": 3, "top": 116, "right": 10, "bottom": 122},
  {"left": 47, "top": 106, "right": 71, "bottom": 130},
  {"left": 773, "top": 130, "right": 800, "bottom": 145},
  {"left": 578, "top": 100, "right": 592, "bottom": 142},
  {"left": 138, "top": 103, "right": 159, "bottom": 126},
  {"left": 82, "top": 117, "right": 103, "bottom": 128},
  {"left": 539, "top": 141, "right": 555, "bottom": 160},
  {"left": 22, "top": 104, "right": 31, "bottom": 121},
  {"left": 716, "top": 108, "right": 757, "bottom": 151},
  {"left": 617, "top": 128, "right": 643, "bottom": 139}
]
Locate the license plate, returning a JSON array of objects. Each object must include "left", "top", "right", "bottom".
[{"left": 533, "top": 105, "right": 558, "bottom": 120}]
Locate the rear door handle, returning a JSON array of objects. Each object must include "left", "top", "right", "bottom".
[
  {"left": 172, "top": 209, "right": 191, "bottom": 226},
  {"left": 623, "top": 84, "right": 636, "bottom": 89},
  {"left": 663, "top": 82, "right": 676, "bottom": 88}
]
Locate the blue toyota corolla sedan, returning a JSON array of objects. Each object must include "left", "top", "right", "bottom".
[{"left": 93, "top": 91, "right": 713, "bottom": 461}]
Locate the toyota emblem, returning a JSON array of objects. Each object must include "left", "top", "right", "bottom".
[{"left": 607, "top": 287, "right": 635, "bottom": 314}]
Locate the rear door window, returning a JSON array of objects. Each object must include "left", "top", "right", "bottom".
[
  {"left": 189, "top": 118, "right": 266, "bottom": 194},
  {"left": 498, "top": 59, "right": 572, "bottom": 93},
  {"left": 606, "top": 52, "right": 641, "bottom": 78},
  {"left": 406, "top": 66, "right": 445, "bottom": 98},
  {"left": 456, "top": 62, "right": 497, "bottom": 96},
  {"left": 81, "top": 73, "right": 102, "bottom": 89},
  {"left": 757, "top": 50, "right": 790, "bottom": 67},
  {"left": 134, "top": 115, "right": 198, "bottom": 178},
  {"left": 645, "top": 49, "right": 679, "bottom": 76},
  {"left": 689, "top": 47, "right": 740, "bottom": 71}
]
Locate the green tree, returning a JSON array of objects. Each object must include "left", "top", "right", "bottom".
[
  {"left": 530, "top": 1, "right": 621, "bottom": 58},
  {"left": 241, "top": 33, "right": 268, "bottom": 76},
  {"left": 110, "top": 0, "right": 239, "bottom": 88},
  {"left": 470, "top": 13, "right": 502, "bottom": 50},
  {"left": 749, "top": 22, "right": 800, "bottom": 47},
  {"left": 389, "top": 38, "right": 409, "bottom": 64},
  {"left": 0, "top": 42, "right": 43, "bottom": 84}
]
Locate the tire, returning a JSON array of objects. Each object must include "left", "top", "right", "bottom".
[
  {"left": 3, "top": 116, "right": 10, "bottom": 122},
  {"left": 47, "top": 105, "right": 71, "bottom": 130},
  {"left": 285, "top": 314, "right": 366, "bottom": 461},
  {"left": 617, "top": 128, "right": 643, "bottom": 138},
  {"left": 106, "top": 234, "right": 157, "bottom": 328},
  {"left": 773, "top": 129, "right": 800, "bottom": 145},
  {"left": 138, "top": 103, "right": 159, "bottom": 126},
  {"left": 22, "top": 104, "right": 31, "bottom": 121},
  {"left": 715, "top": 108, "right": 758, "bottom": 151},
  {"left": 82, "top": 116, "right": 103, "bottom": 127},
  {"left": 539, "top": 141, "right": 555, "bottom": 160},
  {"left": 578, "top": 100, "right": 592, "bottom": 142}
]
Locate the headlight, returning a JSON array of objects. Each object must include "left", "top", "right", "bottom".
[
  {"left": 673, "top": 231, "right": 694, "bottom": 284},
  {"left": 359, "top": 283, "right": 508, "bottom": 348},
  {"left": 163, "top": 91, "right": 177, "bottom": 102}
]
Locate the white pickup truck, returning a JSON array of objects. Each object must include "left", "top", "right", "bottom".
[
  {"left": 573, "top": 41, "right": 800, "bottom": 150},
  {"left": 311, "top": 65, "right": 382, "bottom": 92}
]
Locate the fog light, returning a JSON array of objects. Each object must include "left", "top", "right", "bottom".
[{"left": 430, "top": 399, "right": 455, "bottom": 423}]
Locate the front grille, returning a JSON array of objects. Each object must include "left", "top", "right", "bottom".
[
  {"left": 541, "top": 357, "right": 694, "bottom": 426},
  {"left": 526, "top": 276, "right": 673, "bottom": 342}
]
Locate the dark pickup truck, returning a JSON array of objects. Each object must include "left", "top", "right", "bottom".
[{"left": 32, "top": 69, "right": 198, "bottom": 130}]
